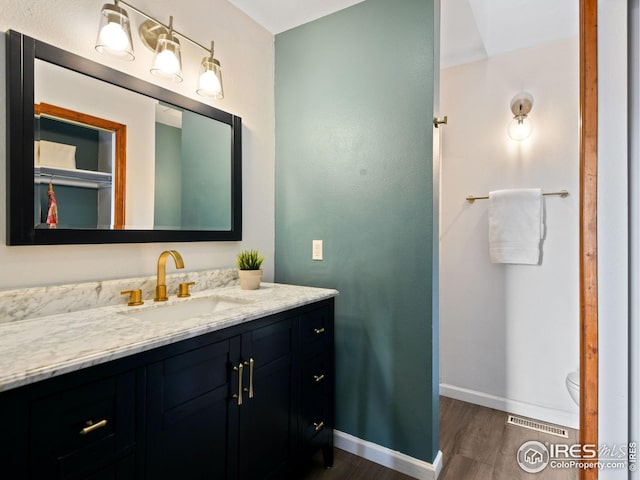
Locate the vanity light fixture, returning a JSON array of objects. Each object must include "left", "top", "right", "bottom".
[
  {"left": 149, "top": 16, "right": 183, "bottom": 83},
  {"left": 95, "top": 0, "right": 224, "bottom": 98},
  {"left": 508, "top": 92, "right": 533, "bottom": 141},
  {"left": 197, "top": 41, "right": 223, "bottom": 99},
  {"left": 95, "top": 2, "right": 134, "bottom": 60}
]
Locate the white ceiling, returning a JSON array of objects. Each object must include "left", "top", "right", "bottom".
[
  {"left": 226, "top": 0, "right": 578, "bottom": 68},
  {"left": 441, "top": 0, "right": 579, "bottom": 69},
  {"left": 226, "top": 0, "right": 366, "bottom": 34}
]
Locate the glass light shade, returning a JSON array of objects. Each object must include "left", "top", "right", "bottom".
[
  {"left": 508, "top": 116, "right": 533, "bottom": 141},
  {"left": 150, "top": 33, "right": 183, "bottom": 83},
  {"left": 197, "top": 57, "right": 224, "bottom": 99},
  {"left": 95, "top": 3, "right": 134, "bottom": 61}
]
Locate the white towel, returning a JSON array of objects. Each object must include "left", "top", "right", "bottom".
[
  {"left": 37, "top": 140, "right": 77, "bottom": 169},
  {"left": 489, "top": 188, "right": 543, "bottom": 265}
]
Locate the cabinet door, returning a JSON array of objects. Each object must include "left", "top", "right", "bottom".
[
  {"left": 146, "top": 337, "right": 239, "bottom": 480},
  {"left": 237, "top": 319, "right": 294, "bottom": 480}
]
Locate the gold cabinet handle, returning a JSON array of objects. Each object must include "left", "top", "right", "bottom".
[
  {"left": 313, "top": 421, "right": 325, "bottom": 431},
  {"left": 233, "top": 363, "right": 244, "bottom": 405},
  {"left": 79, "top": 419, "right": 108, "bottom": 435},
  {"left": 120, "top": 289, "right": 143, "bottom": 306},
  {"left": 244, "top": 358, "right": 254, "bottom": 399},
  {"left": 313, "top": 327, "right": 325, "bottom": 335},
  {"left": 313, "top": 374, "right": 325, "bottom": 383},
  {"left": 177, "top": 281, "right": 196, "bottom": 298}
]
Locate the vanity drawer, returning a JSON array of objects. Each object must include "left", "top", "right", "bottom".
[
  {"left": 29, "top": 371, "right": 136, "bottom": 478},
  {"left": 300, "top": 306, "right": 331, "bottom": 357},
  {"left": 300, "top": 394, "right": 331, "bottom": 443},
  {"left": 301, "top": 354, "right": 330, "bottom": 398}
]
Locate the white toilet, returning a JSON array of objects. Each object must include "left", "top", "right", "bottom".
[{"left": 566, "top": 371, "right": 580, "bottom": 406}]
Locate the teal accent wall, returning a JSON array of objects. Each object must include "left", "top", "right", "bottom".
[
  {"left": 154, "top": 123, "right": 182, "bottom": 229},
  {"left": 35, "top": 183, "right": 98, "bottom": 228},
  {"left": 154, "top": 114, "right": 231, "bottom": 230},
  {"left": 181, "top": 111, "right": 231, "bottom": 230},
  {"left": 275, "top": 0, "right": 438, "bottom": 463}
]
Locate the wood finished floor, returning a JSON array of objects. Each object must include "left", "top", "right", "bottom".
[
  {"left": 439, "top": 396, "right": 579, "bottom": 480},
  {"left": 299, "top": 397, "right": 579, "bottom": 480},
  {"left": 297, "top": 447, "right": 417, "bottom": 480}
]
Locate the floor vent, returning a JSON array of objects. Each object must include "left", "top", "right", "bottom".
[{"left": 506, "top": 415, "right": 569, "bottom": 438}]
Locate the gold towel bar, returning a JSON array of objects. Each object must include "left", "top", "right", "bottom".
[{"left": 466, "top": 189, "right": 569, "bottom": 204}]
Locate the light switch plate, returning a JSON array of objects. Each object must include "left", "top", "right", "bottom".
[{"left": 312, "top": 240, "right": 323, "bottom": 261}]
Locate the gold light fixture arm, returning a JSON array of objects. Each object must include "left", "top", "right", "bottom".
[{"left": 116, "top": 0, "right": 212, "bottom": 54}]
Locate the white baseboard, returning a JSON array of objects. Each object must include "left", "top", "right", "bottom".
[
  {"left": 334, "top": 430, "right": 443, "bottom": 480},
  {"left": 439, "top": 383, "right": 579, "bottom": 430}
]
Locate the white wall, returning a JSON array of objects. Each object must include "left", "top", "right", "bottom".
[
  {"left": 439, "top": 37, "right": 580, "bottom": 428},
  {"left": 0, "top": 0, "right": 275, "bottom": 289}
]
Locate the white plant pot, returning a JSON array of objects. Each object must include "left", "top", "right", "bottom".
[{"left": 238, "top": 269, "right": 262, "bottom": 290}]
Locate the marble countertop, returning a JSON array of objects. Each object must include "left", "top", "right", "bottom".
[{"left": 0, "top": 283, "right": 338, "bottom": 393}]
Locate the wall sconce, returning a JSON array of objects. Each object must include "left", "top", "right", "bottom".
[
  {"left": 95, "top": 3, "right": 134, "bottom": 60},
  {"left": 197, "top": 42, "right": 224, "bottom": 99},
  {"left": 148, "top": 16, "right": 183, "bottom": 83},
  {"left": 508, "top": 92, "right": 533, "bottom": 141},
  {"left": 95, "top": 0, "right": 223, "bottom": 99}
]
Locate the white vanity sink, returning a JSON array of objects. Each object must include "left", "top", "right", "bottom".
[{"left": 121, "top": 296, "right": 250, "bottom": 322}]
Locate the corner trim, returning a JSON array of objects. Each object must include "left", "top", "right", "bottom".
[
  {"left": 440, "top": 384, "right": 579, "bottom": 430},
  {"left": 334, "top": 430, "right": 443, "bottom": 480}
]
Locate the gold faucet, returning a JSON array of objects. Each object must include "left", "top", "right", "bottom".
[{"left": 154, "top": 250, "right": 184, "bottom": 302}]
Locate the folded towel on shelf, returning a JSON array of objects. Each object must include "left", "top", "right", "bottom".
[
  {"left": 488, "top": 188, "right": 543, "bottom": 265},
  {"left": 37, "top": 140, "right": 76, "bottom": 169}
]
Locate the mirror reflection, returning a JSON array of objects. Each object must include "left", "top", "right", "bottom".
[
  {"left": 33, "top": 59, "right": 232, "bottom": 231},
  {"left": 153, "top": 103, "right": 231, "bottom": 230}
]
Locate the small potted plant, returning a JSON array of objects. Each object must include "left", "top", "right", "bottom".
[{"left": 236, "top": 249, "right": 264, "bottom": 290}]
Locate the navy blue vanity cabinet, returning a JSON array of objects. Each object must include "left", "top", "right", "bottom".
[{"left": 0, "top": 297, "right": 335, "bottom": 480}]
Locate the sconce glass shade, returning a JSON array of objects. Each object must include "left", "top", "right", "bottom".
[
  {"left": 150, "top": 33, "right": 183, "bottom": 83},
  {"left": 197, "top": 57, "right": 224, "bottom": 99},
  {"left": 95, "top": 3, "right": 134, "bottom": 61},
  {"left": 508, "top": 92, "right": 534, "bottom": 141},
  {"left": 508, "top": 116, "right": 533, "bottom": 141}
]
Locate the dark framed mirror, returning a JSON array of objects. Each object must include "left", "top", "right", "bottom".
[{"left": 6, "top": 30, "right": 242, "bottom": 245}]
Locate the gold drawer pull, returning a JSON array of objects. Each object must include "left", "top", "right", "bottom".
[
  {"left": 244, "top": 358, "right": 255, "bottom": 399},
  {"left": 313, "top": 374, "right": 325, "bottom": 383},
  {"left": 313, "top": 327, "right": 325, "bottom": 335},
  {"left": 233, "top": 363, "right": 244, "bottom": 405},
  {"left": 79, "top": 419, "right": 107, "bottom": 435},
  {"left": 313, "top": 421, "right": 325, "bottom": 431}
]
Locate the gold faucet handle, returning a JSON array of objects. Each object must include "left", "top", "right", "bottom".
[
  {"left": 178, "top": 281, "right": 196, "bottom": 298},
  {"left": 121, "top": 289, "right": 144, "bottom": 306}
]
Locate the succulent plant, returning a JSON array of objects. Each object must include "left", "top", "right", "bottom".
[{"left": 236, "top": 249, "right": 265, "bottom": 270}]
